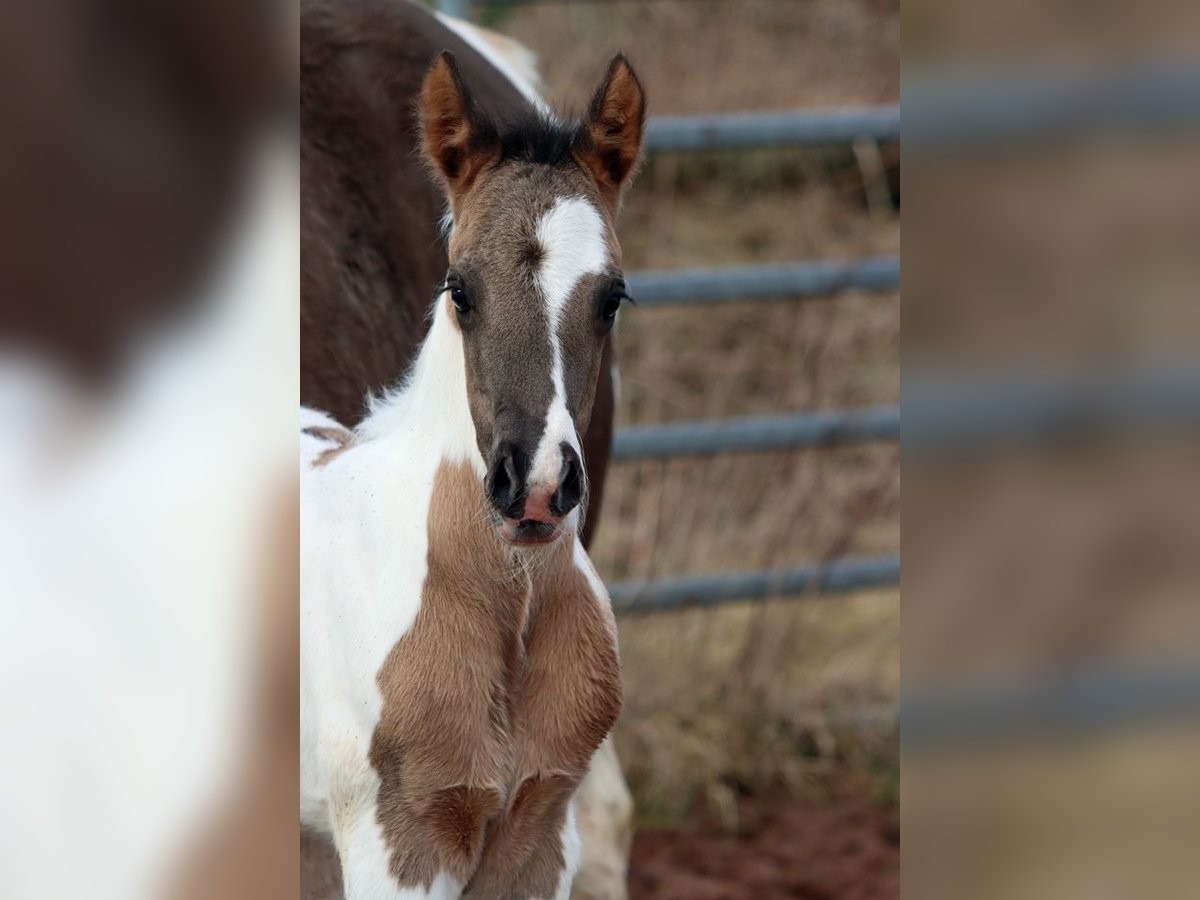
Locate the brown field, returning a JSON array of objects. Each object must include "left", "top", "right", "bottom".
[{"left": 485, "top": 0, "right": 900, "bottom": 887}]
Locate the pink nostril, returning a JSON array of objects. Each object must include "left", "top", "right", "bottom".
[{"left": 520, "top": 488, "right": 558, "bottom": 524}]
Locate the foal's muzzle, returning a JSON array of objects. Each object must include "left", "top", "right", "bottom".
[{"left": 486, "top": 442, "right": 584, "bottom": 545}]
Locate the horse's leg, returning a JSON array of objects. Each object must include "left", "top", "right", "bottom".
[
  {"left": 553, "top": 801, "right": 585, "bottom": 900},
  {"left": 461, "top": 777, "right": 582, "bottom": 900},
  {"left": 463, "top": 539, "right": 622, "bottom": 899},
  {"left": 570, "top": 737, "right": 633, "bottom": 900},
  {"left": 335, "top": 805, "right": 464, "bottom": 900}
]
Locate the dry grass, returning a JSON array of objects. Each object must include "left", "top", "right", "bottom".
[
  {"left": 489, "top": 0, "right": 901, "bottom": 826},
  {"left": 495, "top": 0, "right": 899, "bottom": 115}
]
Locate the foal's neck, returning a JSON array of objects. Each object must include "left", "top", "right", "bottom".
[{"left": 359, "top": 298, "right": 482, "bottom": 471}]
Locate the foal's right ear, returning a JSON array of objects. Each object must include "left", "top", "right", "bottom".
[
  {"left": 421, "top": 51, "right": 500, "bottom": 203},
  {"left": 573, "top": 54, "right": 646, "bottom": 209}
]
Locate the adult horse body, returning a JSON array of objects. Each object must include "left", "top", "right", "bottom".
[{"left": 300, "top": 2, "right": 645, "bottom": 897}]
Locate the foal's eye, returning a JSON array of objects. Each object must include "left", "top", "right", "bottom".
[
  {"left": 449, "top": 285, "right": 471, "bottom": 314},
  {"left": 600, "top": 282, "right": 633, "bottom": 328}
]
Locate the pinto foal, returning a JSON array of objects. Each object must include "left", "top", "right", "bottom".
[{"left": 301, "top": 52, "right": 645, "bottom": 900}]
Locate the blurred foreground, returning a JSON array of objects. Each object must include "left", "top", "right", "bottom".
[{"left": 0, "top": 2, "right": 297, "bottom": 897}]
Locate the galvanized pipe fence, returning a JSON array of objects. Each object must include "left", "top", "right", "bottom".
[
  {"left": 611, "top": 556, "right": 901, "bottom": 615},
  {"left": 612, "top": 407, "right": 900, "bottom": 461},
  {"left": 609, "top": 109, "right": 903, "bottom": 610},
  {"left": 645, "top": 107, "right": 900, "bottom": 151},
  {"left": 626, "top": 257, "right": 900, "bottom": 307}
]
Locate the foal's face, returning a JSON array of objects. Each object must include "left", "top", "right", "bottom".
[
  {"left": 422, "top": 52, "right": 645, "bottom": 545},
  {"left": 444, "top": 170, "right": 625, "bottom": 543}
]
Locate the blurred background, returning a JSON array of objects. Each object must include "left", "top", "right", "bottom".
[
  {"left": 448, "top": 1, "right": 902, "bottom": 897},
  {"left": 903, "top": 1, "right": 1200, "bottom": 899}
]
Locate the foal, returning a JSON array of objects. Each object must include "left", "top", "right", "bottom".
[{"left": 301, "top": 52, "right": 645, "bottom": 899}]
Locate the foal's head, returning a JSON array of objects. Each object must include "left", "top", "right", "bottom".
[{"left": 421, "top": 51, "right": 645, "bottom": 546}]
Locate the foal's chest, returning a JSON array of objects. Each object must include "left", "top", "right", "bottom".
[{"left": 364, "top": 460, "right": 622, "bottom": 892}]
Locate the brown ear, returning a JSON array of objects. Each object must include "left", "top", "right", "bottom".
[
  {"left": 573, "top": 54, "right": 646, "bottom": 208},
  {"left": 421, "top": 51, "right": 500, "bottom": 203}
]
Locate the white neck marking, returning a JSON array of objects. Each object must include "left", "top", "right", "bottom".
[{"left": 358, "top": 298, "right": 482, "bottom": 473}]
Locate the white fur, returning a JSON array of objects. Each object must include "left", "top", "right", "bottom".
[
  {"left": 572, "top": 536, "right": 609, "bottom": 605},
  {"left": 528, "top": 197, "right": 610, "bottom": 491},
  {"left": 549, "top": 803, "right": 583, "bottom": 900}
]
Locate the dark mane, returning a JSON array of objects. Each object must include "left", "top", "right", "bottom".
[{"left": 495, "top": 111, "right": 583, "bottom": 167}]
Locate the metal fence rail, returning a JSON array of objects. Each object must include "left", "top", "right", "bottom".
[
  {"left": 608, "top": 370, "right": 1200, "bottom": 608},
  {"left": 610, "top": 556, "right": 901, "bottom": 614},
  {"left": 905, "top": 69, "right": 1200, "bottom": 148},
  {"left": 904, "top": 370, "right": 1200, "bottom": 452},
  {"left": 613, "top": 407, "right": 900, "bottom": 461},
  {"left": 610, "top": 373, "right": 1200, "bottom": 464},
  {"left": 611, "top": 88, "right": 901, "bottom": 608},
  {"left": 902, "top": 662, "right": 1200, "bottom": 748},
  {"left": 626, "top": 257, "right": 899, "bottom": 306},
  {"left": 645, "top": 107, "right": 900, "bottom": 151}
]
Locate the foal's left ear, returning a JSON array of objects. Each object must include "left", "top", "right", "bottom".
[{"left": 573, "top": 54, "right": 646, "bottom": 209}]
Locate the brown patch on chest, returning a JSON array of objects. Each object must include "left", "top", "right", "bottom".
[{"left": 370, "top": 460, "right": 621, "bottom": 895}]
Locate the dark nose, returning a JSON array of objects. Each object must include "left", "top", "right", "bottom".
[
  {"left": 486, "top": 442, "right": 528, "bottom": 519},
  {"left": 486, "top": 442, "right": 585, "bottom": 521},
  {"left": 551, "top": 443, "right": 584, "bottom": 518}
]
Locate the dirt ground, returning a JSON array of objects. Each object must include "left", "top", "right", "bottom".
[{"left": 628, "top": 792, "right": 899, "bottom": 900}]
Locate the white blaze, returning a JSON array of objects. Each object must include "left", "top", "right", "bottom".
[{"left": 529, "top": 196, "right": 608, "bottom": 493}]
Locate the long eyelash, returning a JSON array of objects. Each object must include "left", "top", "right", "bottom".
[
  {"left": 433, "top": 271, "right": 463, "bottom": 301},
  {"left": 612, "top": 278, "right": 636, "bottom": 307}
]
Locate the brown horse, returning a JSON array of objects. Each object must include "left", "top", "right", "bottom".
[{"left": 300, "top": 0, "right": 616, "bottom": 548}]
